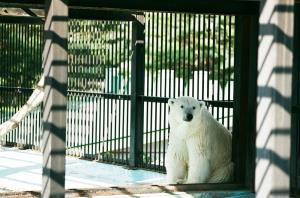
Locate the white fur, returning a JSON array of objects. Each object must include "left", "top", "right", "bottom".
[{"left": 165, "top": 96, "right": 234, "bottom": 184}]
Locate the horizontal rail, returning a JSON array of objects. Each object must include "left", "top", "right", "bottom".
[
  {"left": 68, "top": 90, "right": 131, "bottom": 100},
  {"left": 0, "top": 11, "right": 139, "bottom": 23},
  {"left": 69, "top": 9, "right": 141, "bottom": 21},
  {"left": 140, "top": 96, "right": 234, "bottom": 108},
  {"left": 0, "top": 16, "right": 44, "bottom": 24},
  {"left": 0, "top": 86, "right": 35, "bottom": 92},
  {"left": 0, "top": 86, "right": 233, "bottom": 107},
  {"left": 0, "top": 0, "right": 260, "bottom": 15},
  {"left": 69, "top": 1, "right": 260, "bottom": 15}
]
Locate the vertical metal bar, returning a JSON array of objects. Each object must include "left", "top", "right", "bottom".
[
  {"left": 164, "top": 12, "right": 168, "bottom": 98},
  {"left": 149, "top": 13, "right": 154, "bottom": 165},
  {"left": 228, "top": 16, "right": 232, "bottom": 129},
  {"left": 116, "top": 22, "right": 120, "bottom": 162},
  {"left": 130, "top": 14, "right": 145, "bottom": 167},
  {"left": 178, "top": 14, "right": 182, "bottom": 96},
  {"left": 212, "top": 15, "right": 216, "bottom": 116},
  {"left": 5, "top": 24, "right": 12, "bottom": 143},
  {"left": 187, "top": 14, "right": 191, "bottom": 95},
  {"left": 109, "top": 97, "right": 112, "bottom": 162},
  {"left": 207, "top": 15, "right": 211, "bottom": 100},
  {"left": 13, "top": 23, "right": 16, "bottom": 144},
  {"left": 144, "top": 13, "right": 149, "bottom": 168},
  {"left": 160, "top": 13, "right": 163, "bottom": 98},
  {"left": 197, "top": 14, "right": 201, "bottom": 99},
  {"left": 217, "top": 15, "right": 221, "bottom": 120},
  {"left": 121, "top": 22, "right": 126, "bottom": 163},
  {"left": 114, "top": 21, "right": 118, "bottom": 162},
  {"left": 14, "top": 24, "right": 18, "bottom": 144},
  {"left": 106, "top": 97, "right": 110, "bottom": 162},
  {"left": 145, "top": 13, "right": 150, "bottom": 168},
  {"left": 0, "top": 23, "right": 3, "bottom": 144},
  {"left": 154, "top": 12, "right": 159, "bottom": 169},
  {"left": 192, "top": 14, "right": 195, "bottom": 98},
  {"left": 106, "top": 21, "right": 110, "bottom": 161},
  {"left": 118, "top": 22, "right": 122, "bottom": 162},
  {"left": 30, "top": 23, "right": 34, "bottom": 147},
  {"left": 101, "top": 96, "right": 105, "bottom": 161},
  {"left": 33, "top": 24, "right": 38, "bottom": 148},
  {"left": 163, "top": 12, "right": 168, "bottom": 169},
  {"left": 173, "top": 14, "right": 177, "bottom": 98},
  {"left": 88, "top": 24, "right": 93, "bottom": 159},
  {"left": 42, "top": 0, "right": 68, "bottom": 197},
  {"left": 158, "top": 13, "right": 163, "bottom": 168},
  {"left": 169, "top": 13, "right": 172, "bottom": 98},
  {"left": 97, "top": 21, "right": 102, "bottom": 160},
  {"left": 126, "top": 21, "right": 130, "bottom": 162},
  {"left": 222, "top": 15, "right": 227, "bottom": 125},
  {"left": 147, "top": 13, "right": 150, "bottom": 98},
  {"left": 183, "top": 14, "right": 186, "bottom": 96},
  {"left": 202, "top": 15, "right": 205, "bottom": 100}
]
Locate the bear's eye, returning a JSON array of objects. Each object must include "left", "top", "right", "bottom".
[
  {"left": 193, "top": 106, "right": 196, "bottom": 110},
  {"left": 180, "top": 105, "right": 184, "bottom": 109}
]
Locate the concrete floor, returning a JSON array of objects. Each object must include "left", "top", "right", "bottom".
[
  {"left": 0, "top": 147, "right": 166, "bottom": 193},
  {"left": 0, "top": 147, "right": 254, "bottom": 197}
]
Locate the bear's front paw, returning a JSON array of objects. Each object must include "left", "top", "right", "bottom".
[
  {"left": 175, "top": 179, "right": 185, "bottom": 184},
  {"left": 186, "top": 177, "right": 206, "bottom": 184}
]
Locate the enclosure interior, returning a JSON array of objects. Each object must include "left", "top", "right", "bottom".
[{"left": 0, "top": 10, "right": 237, "bottom": 179}]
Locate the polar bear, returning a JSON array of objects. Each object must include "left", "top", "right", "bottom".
[{"left": 165, "top": 96, "right": 234, "bottom": 184}]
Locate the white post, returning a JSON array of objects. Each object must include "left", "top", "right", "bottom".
[
  {"left": 256, "top": 0, "right": 294, "bottom": 197},
  {"left": 42, "top": 0, "right": 68, "bottom": 197}
]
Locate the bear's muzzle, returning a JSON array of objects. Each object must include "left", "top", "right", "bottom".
[{"left": 183, "top": 113, "right": 193, "bottom": 122}]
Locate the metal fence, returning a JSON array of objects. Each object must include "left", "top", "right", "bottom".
[
  {"left": 0, "top": 22, "right": 43, "bottom": 149},
  {"left": 0, "top": 12, "right": 235, "bottom": 172},
  {"left": 67, "top": 20, "right": 132, "bottom": 164},
  {"left": 142, "top": 13, "right": 234, "bottom": 171}
]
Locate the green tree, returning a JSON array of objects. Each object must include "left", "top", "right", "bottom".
[{"left": 0, "top": 23, "right": 43, "bottom": 88}]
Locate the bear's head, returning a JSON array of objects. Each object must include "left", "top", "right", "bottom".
[{"left": 168, "top": 96, "right": 207, "bottom": 127}]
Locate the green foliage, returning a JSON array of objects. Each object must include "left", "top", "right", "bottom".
[
  {"left": 0, "top": 23, "right": 42, "bottom": 88},
  {"left": 68, "top": 20, "right": 130, "bottom": 91},
  {"left": 145, "top": 13, "right": 235, "bottom": 88},
  {"left": 0, "top": 14, "right": 235, "bottom": 92}
]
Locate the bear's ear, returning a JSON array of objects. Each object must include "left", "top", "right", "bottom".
[
  {"left": 199, "top": 101, "right": 206, "bottom": 108},
  {"left": 168, "top": 98, "right": 176, "bottom": 106}
]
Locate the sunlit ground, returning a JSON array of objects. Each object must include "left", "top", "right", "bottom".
[
  {"left": 0, "top": 147, "right": 166, "bottom": 193},
  {"left": 0, "top": 147, "right": 255, "bottom": 197}
]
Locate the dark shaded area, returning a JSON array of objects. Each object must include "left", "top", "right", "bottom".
[{"left": 291, "top": 3, "right": 300, "bottom": 196}]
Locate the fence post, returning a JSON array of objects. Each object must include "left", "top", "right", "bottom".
[
  {"left": 130, "top": 14, "right": 145, "bottom": 167},
  {"left": 233, "top": 14, "right": 258, "bottom": 190},
  {"left": 42, "top": 0, "right": 68, "bottom": 197},
  {"left": 291, "top": 3, "right": 300, "bottom": 195},
  {"left": 256, "top": 0, "right": 294, "bottom": 197}
]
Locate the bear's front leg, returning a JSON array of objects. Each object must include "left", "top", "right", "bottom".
[
  {"left": 165, "top": 152, "right": 187, "bottom": 184},
  {"left": 186, "top": 154, "right": 210, "bottom": 184},
  {"left": 186, "top": 140, "right": 211, "bottom": 184}
]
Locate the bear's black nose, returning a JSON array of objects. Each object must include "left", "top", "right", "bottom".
[{"left": 183, "top": 113, "right": 193, "bottom": 122}]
